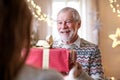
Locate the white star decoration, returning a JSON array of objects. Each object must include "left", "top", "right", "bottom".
[{"left": 109, "top": 28, "right": 120, "bottom": 48}]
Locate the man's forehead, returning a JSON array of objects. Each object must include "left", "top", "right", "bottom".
[
  {"left": 58, "top": 10, "right": 72, "bottom": 16},
  {"left": 57, "top": 12, "right": 73, "bottom": 20}
]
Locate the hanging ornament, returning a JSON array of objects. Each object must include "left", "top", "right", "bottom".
[
  {"left": 109, "top": 0, "right": 120, "bottom": 17},
  {"left": 109, "top": 28, "right": 120, "bottom": 48}
]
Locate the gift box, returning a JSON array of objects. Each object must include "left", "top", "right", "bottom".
[{"left": 24, "top": 48, "right": 76, "bottom": 73}]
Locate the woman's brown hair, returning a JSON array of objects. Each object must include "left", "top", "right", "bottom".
[{"left": 0, "top": 0, "right": 32, "bottom": 80}]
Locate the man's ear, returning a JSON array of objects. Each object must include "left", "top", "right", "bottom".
[{"left": 77, "top": 21, "right": 81, "bottom": 29}]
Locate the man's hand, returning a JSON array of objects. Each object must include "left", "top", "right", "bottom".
[
  {"left": 64, "top": 62, "right": 82, "bottom": 80},
  {"left": 73, "top": 62, "right": 82, "bottom": 78},
  {"left": 67, "top": 62, "right": 94, "bottom": 80}
]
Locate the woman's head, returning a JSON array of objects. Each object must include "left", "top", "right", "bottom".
[
  {"left": 0, "top": 0, "right": 32, "bottom": 80},
  {"left": 57, "top": 7, "right": 81, "bottom": 44}
]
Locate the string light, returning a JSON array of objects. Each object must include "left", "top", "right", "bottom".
[
  {"left": 109, "top": 0, "right": 120, "bottom": 17},
  {"left": 109, "top": 28, "right": 120, "bottom": 48},
  {"left": 26, "top": 0, "right": 55, "bottom": 27},
  {"left": 110, "top": 77, "right": 115, "bottom": 80}
]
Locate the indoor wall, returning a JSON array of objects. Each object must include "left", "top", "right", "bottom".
[
  {"left": 29, "top": 0, "right": 120, "bottom": 79},
  {"left": 98, "top": 0, "right": 120, "bottom": 79}
]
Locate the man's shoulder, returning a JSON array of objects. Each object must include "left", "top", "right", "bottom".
[
  {"left": 80, "top": 38, "right": 97, "bottom": 48},
  {"left": 79, "top": 38, "right": 100, "bottom": 55}
]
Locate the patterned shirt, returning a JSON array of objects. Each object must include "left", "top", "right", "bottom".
[{"left": 52, "top": 37, "right": 104, "bottom": 80}]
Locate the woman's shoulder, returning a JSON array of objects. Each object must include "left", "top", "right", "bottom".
[
  {"left": 16, "top": 65, "right": 41, "bottom": 80},
  {"left": 16, "top": 65, "right": 64, "bottom": 80}
]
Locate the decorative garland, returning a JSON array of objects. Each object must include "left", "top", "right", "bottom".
[
  {"left": 27, "top": 0, "right": 54, "bottom": 26},
  {"left": 109, "top": 0, "right": 120, "bottom": 17}
]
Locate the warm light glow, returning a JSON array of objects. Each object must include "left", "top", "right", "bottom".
[
  {"left": 109, "top": 28, "right": 120, "bottom": 48},
  {"left": 111, "top": 77, "right": 115, "bottom": 80},
  {"left": 109, "top": 0, "right": 120, "bottom": 17},
  {"left": 26, "top": 0, "right": 55, "bottom": 27}
]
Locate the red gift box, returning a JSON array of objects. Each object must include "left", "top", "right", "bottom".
[{"left": 24, "top": 48, "right": 76, "bottom": 73}]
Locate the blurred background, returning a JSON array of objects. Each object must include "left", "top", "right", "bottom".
[{"left": 27, "top": 0, "right": 120, "bottom": 79}]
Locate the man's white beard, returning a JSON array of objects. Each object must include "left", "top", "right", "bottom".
[{"left": 59, "top": 30, "right": 74, "bottom": 43}]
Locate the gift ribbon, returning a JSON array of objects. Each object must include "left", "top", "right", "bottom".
[
  {"left": 70, "top": 50, "right": 76, "bottom": 62},
  {"left": 42, "top": 49, "right": 49, "bottom": 69}
]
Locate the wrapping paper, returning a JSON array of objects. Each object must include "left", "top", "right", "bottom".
[{"left": 25, "top": 48, "right": 76, "bottom": 73}]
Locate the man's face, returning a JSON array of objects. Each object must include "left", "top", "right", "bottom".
[{"left": 57, "top": 11, "right": 80, "bottom": 43}]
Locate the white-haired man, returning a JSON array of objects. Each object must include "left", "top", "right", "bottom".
[{"left": 52, "top": 7, "right": 104, "bottom": 80}]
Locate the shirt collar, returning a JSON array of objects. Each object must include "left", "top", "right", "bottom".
[
  {"left": 72, "top": 37, "right": 80, "bottom": 47},
  {"left": 59, "top": 37, "right": 80, "bottom": 48}
]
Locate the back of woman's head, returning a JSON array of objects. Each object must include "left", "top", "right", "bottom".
[{"left": 0, "top": 0, "right": 32, "bottom": 80}]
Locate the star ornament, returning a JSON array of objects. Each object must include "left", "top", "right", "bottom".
[{"left": 109, "top": 28, "right": 120, "bottom": 48}]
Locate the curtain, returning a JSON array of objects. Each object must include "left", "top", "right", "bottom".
[{"left": 79, "top": 0, "right": 100, "bottom": 45}]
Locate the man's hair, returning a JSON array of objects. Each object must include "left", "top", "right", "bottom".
[
  {"left": 0, "top": 0, "right": 32, "bottom": 80},
  {"left": 57, "top": 7, "right": 81, "bottom": 22}
]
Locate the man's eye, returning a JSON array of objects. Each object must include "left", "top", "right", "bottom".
[
  {"left": 66, "top": 20, "right": 72, "bottom": 23},
  {"left": 57, "top": 22, "right": 62, "bottom": 24}
]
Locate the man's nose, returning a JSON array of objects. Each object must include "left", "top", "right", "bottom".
[{"left": 61, "top": 22, "right": 68, "bottom": 29}]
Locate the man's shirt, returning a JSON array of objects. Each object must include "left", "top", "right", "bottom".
[{"left": 52, "top": 37, "right": 104, "bottom": 80}]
